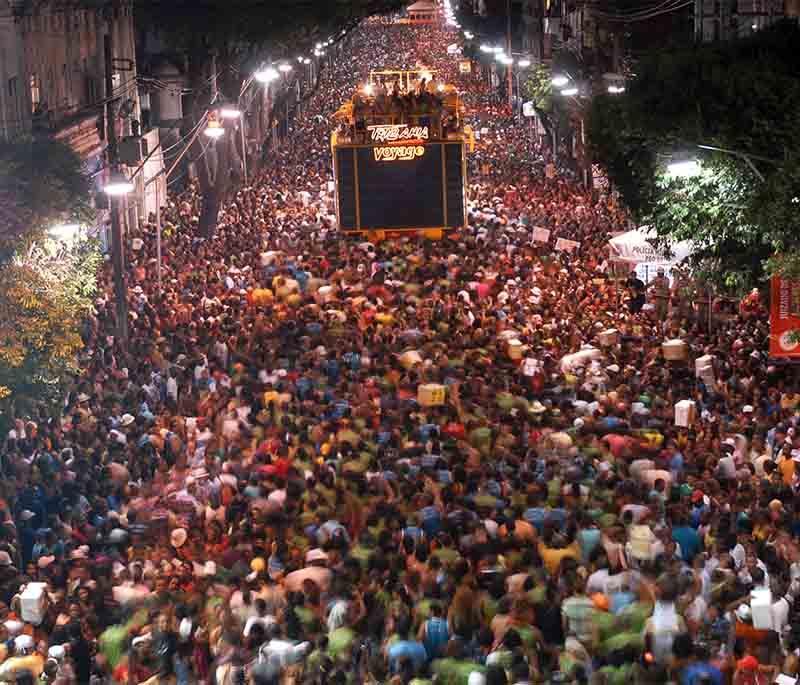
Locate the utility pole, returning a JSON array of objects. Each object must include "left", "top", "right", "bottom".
[
  {"left": 506, "top": 0, "right": 514, "bottom": 109},
  {"left": 240, "top": 114, "right": 248, "bottom": 185},
  {"left": 694, "top": 0, "right": 703, "bottom": 41},
  {"left": 104, "top": 32, "right": 129, "bottom": 343}
]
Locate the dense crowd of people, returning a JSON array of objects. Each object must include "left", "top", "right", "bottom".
[{"left": 1, "top": 13, "right": 797, "bottom": 685}]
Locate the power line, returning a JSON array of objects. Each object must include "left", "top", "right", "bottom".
[
  {"left": 589, "top": 0, "right": 686, "bottom": 17},
  {"left": 593, "top": 0, "right": 692, "bottom": 21}
]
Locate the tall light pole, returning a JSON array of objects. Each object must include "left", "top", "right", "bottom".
[
  {"left": 103, "top": 32, "right": 129, "bottom": 343},
  {"left": 506, "top": 0, "right": 513, "bottom": 110},
  {"left": 515, "top": 59, "right": 531, "bottom": 120}
]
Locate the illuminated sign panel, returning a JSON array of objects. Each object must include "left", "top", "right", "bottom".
[
  {"left": 367, "top": 124, "right": 430, "bottom": 143},
  {"left": 374, "top": 145, "right": 425, "bottom": 162},
  {"left": 334, "top": 142, "right": 465, "bottom": 231}
]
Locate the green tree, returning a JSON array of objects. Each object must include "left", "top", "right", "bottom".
[
  {"left": 0, "top": 138, "right": 99, "bottom": 432},
  {"left": 0, "top": 137, "right": 94, "bottom": 263},
  {"left": 587, "top": 20, "right": 800, "bottom": 292},
  {"left": 134, "top": 0, "right": 407, "bottom": 237}
]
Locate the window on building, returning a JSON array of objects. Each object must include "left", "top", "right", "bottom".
[
  {"left": 7, "top": 77, "right": 20, "bottom": 130},
  {"left": 30, "top": 74, "right": 40, "bottom": 112},
  {"left": 87, "top": 75, "right": 98, "bottom": 104}
]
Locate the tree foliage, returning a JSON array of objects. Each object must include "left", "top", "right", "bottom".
[
  {"left": 522, "top": 63, "right": 553, "bottom": 113},
  {"left": 136, "top": 0, "right": 406, "bottom": 57},
  {"left": 587, "top": 20, "right": 800, "bottom": 292},
  {"left": 0, "top": 136, "right": 99, "bottom": 431},
  {"left": 0, "top": 137, "right": 94, "bottom": 264},
  {"left": 134, "top": 0, "right": 406, "bottom": 237},
  {"left": 0, "top": 241, "right": 101, "bottom": 433}
]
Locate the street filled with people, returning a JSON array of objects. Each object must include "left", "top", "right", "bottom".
[{"left": 1, "top": 11, "right": 797, "bottom": 685}]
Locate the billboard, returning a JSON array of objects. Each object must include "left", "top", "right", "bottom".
[
  {"left": 770, "top": 275, "right": 800, "bottom": 358},
  {"left": 334, "top": 139, "right": 466, "bottom": 232}
]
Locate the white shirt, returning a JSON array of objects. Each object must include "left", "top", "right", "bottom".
[
  {"left": 166, "top": 377, "right": 178, "bottom": 402},
  {"left": 243, "top": 614, "right": 276, "bottom": 638},
  {"left": 732, "top": 543, "right": 746, "bottom": 569},
  {"left": 260, "top": 639, "right": 310, "bottom": 670},
  {"left": 772, "top": 595, "right": 791, "bottom": 637},
  {"left": 521, "top": 358, "right": 539, "bottom": 377}
]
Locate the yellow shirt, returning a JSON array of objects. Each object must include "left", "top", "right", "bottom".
[
  {"left": 0, "top": 654, "right": 44, "bottom": 680},
  {"left": 538, "top": 540, "right": 580, "bottom": 575},
  {"left": 780, "top": 458, "right": 796, "bottom": 486},
  {"left": 781, "top": 394, "right": 800, "bottom": 411}
]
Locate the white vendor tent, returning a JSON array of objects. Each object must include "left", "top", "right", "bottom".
[{"left": 608, "top": 227, "right": 693, "bottom": 284}]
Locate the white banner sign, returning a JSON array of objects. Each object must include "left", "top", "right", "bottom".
[
  {"left": 555, "top": 238, "right": 580, "bottom": 253},
  {"left": 532, "top": 227, "right": 551, "bottom": 243}
]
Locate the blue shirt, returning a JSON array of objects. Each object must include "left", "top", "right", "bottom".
[
  {"left": 682, "top": 662, "right": 723, "bottom": 685},
  {"left": 672, "top": 525, "right": 702, "bottom": 563},
  {"left": 387, "top": 640, "right": 428, "bottom": 672},
  {"left": 577, "top": 528, "right": 602, "bottom": 563},
  {"left": 420, "top": 506, "right": 441, "bottom": 537},
  {"left": 669, "top": 451, "right": 685, "bottom": 476}
]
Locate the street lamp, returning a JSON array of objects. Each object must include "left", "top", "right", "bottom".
[
  {"left": 218, "top": 102, "right": 241, "bottom": 119},
  {"left": 518, "top": 59, "right": 531, "bottom": 68},
  {"left": 560, "top": 86, "right": 579, "bottom": 96},
  {"left": 255, "top": 66, "right": 279, "bottom": 83},
  {"left": 666, "top": 159, "right": 702, "bottom": 177},
  {"left": 50, "top": 223, "right": 82, "bottom": 242},
  {"left": 665, "top": 144, "right": 777, "bottom": 182},
  {"left": 552, "top": 74, "right": 569, "bottom": 88},
  {"left": 278, "top": 63, "right": 293, "bottom": 73},
  {"left": 204, "top": 118, "right": 225, "bottom": 139},
  {"left": 103, "top": 170, "right": 134, "bottom": 196},
  {"left": 607, "top": 85, "right": 626, "bottom": 94}
]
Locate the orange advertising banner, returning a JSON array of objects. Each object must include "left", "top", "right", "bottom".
[{"left": 770, "top": 275, "right": 800, "bottom": 357}]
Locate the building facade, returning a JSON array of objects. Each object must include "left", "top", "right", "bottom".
[
  {"left": 0, "top": 0, "right": 138, "bottom": 162},
  {"left": 696, "top": 0, "right": 791, "bottom": 41},
  {"left": 0, "top": 1, "right": 25, "bottom": 140}
]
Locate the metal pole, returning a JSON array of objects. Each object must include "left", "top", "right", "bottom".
[
  {"left": 104, "top": 32, "right": 128, "bottom": 343},
  {"left": 552, "top": 118, "right": 558, "bottom": 165},
  {"left": 155, "top": 163, "right": 162, "bottom": 290},
  {"left": 694, "top": 0, "right": 703, "bottom": 41},
  {"left": 241, "top": 115, "right": 248, "bottom": 185},
  {"left": 506, "top": 0, "right": 513, "bottom": 110},
  {"left": 708, "top": 284, "right": 714, "bottom": 333}
]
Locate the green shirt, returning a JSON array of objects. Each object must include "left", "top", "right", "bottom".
[
  {"left": 431, "top": 658, "right": 487, "bottom": 685},
  {"left": 99, "top": 624, "right": 128, "bottom": 669},
  {"left": 327, "top": 626, "right": 355, "bottom": 661},
  {"left": 562, "top": 595, "right": 596, "bottom": 645},
  {"left": 597, "top": 663, "right": 637, "bottom": 685}
]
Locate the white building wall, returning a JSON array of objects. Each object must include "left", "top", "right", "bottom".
[{"left": 0, "top": 0, "right": 27, "bottom": 139}]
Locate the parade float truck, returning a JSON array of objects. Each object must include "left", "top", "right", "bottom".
[{"left": 331, "top": 68, "right": 472, "bottom": 240}]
